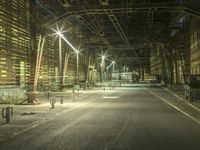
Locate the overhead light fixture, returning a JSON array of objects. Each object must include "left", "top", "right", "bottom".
[
  {"left": 53, "top": 27, "right": 79, "bottom": 53},
  {"left": 99, "top": 0, "right": 109, "bottom": 5},
  {"left": 107, "top": 60, "right": 115, "bottom": 68},
  {"left": 56, "top": 31, "right": 62, "bottom": 36},
  {"left": 100, "top": 55, "right": 105, "bottom": 66},
  {"left": 57, "top": 0, "right": 70, "bottom": 8}
]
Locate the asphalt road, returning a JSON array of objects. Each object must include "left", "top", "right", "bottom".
[{"left": 1, "top": 87, "right": 200, "bottom": 150}]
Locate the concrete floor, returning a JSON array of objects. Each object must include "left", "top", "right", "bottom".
[{"left": 0, "top": 87, "right": 200, "bottom": 150}]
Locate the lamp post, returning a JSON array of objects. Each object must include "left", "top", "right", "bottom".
[
  {"left": 112, "top": 61, "right": 115, "bottom": 73},
  {"left": 106, "top": 67, "right": 108, "bottom": 81},
  {"left": 76, "top": 50, "right": 79, "bottom": 83},
  {"left": 52, "top": 30, "right": 64, "bottom": 90},
  {"left": 126, "top": 67, "right": 129, "bottom": 82},
  {"left": 58, "top": 35, "right": 63, "bottom": 90},
  {"left": 126, "top": 67, "right": 129, "bottom": 72},
  {"left": 100, "top": 55, "right": 105, "bottom": 83},
  {"left": 112, "top": 61, "right": 115, "bottom": 84},
  {"left": 106, "top": 61, "right": 115, "bottom": 81},
  {"left": 54, "top": 29, "right": 81, "bottom": 85}
]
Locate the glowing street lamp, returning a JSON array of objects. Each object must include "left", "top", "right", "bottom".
[
  {"left": 112, "top": 61, "right": 115, "bottom": 73},
  {"left": 52, "top": 26, "right": 79, "bottom": 53},
  {"left": 106, "top": 60, "right": 115, "bottom": 82},
  {"left": 75, "top": 49, "right": 81, "bottom": 83},
  {"left": 55, "top": 30, "right": 78, "bottom": 53},
  {"left": 101, "top": 55, "right": 105, "bottom": 66},
  {"left": 100, "top": 55, "right": 105, "bottom": 82},
  {"left": 53, "top": 27, "right": 81, "bottom": 85},
  {"left": 107, "top": 60, "right": 115, "bottom": 69},
  {"left": 51, "top": 30, "right": 64, "bottom": 90}
]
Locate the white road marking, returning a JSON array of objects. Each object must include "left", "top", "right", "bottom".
[
  {"left": 104, "top": 115, "right": 129, "bottom": 150},
  {"left": 148, "top": 90, "right": 200, "bottom": 126},
  {"left": 102, "top": 96, "right": 119, "bottom": 99},
  {"left": 163, "top": 87, "right": 200, "bottom": 113}
]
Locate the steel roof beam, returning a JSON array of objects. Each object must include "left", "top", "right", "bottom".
[
  {"left": 44, "top": 6, "right": 185, "bottom": 27},
  {"left": 43, "top": 4, "right": 200, "bottom": 28},
  {"left": 108, "top": 15, "right": 130, "bottom": 45},
  {"left": 108, "top": 14, "right": 141, "bottom": 64},
  {"left": 74, "top": 16, "right": 134, "bottom": 63}
]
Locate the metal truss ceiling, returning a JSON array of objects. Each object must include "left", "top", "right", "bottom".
[{"left": 33, "top": 0, "right": 200, "bottom": 69}]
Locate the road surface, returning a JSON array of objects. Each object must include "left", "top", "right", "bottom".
[{"left": 1, "top": 87, "right": 200, "bottom": 150}]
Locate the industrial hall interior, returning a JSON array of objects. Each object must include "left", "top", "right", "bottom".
[
  {"left": 0, "top": 1, "right": 200, "bottom": 150},
  {"left": 0, "top": 0, "right": 200, "bottom": 95}
]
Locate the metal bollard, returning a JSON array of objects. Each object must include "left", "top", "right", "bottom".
[
  {"left": 2, "top": 107, "right": 13, "bottom": 123},
  {"left": 60, "top": 96, "right": 63, "bottom": 104},
  {"left": 72, "top": 89, "right": 75, "bottom": 102},
  {"left": 47, "top": 91, "right": 50, "bottom": 101},
  {"left": 50, "top": 97, "right": 56, "bottom": 109}
]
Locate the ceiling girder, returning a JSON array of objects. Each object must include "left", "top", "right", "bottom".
[
  {"left": 120, "top": 57, "right": 149, "bottom": 60},
  {"left": 114, "top": 45, "right": 147, "bottom": 50},
  {"left": 108, "top": 14, "right": 141, "bottom": 63},
  {"left": 185, "top": 7, "right": 200, "bottom": 19},
  {"left": 76, "top": 16, "right": 101, "bottom": 36},
  {"left": 44, "top": 5, "right": 185, "bottom": 27},
  {"left": 108, "top": 15, "right": 130, "bottom": 45},
  {"left": 75, "top": 15, "right": 134, "bottom": 64}
]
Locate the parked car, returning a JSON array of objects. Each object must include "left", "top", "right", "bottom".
[{"left": 184, "top": 75, "right": 200, "bottom": 101}]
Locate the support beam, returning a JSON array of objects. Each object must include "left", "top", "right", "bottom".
[
  {"left": 76, "top": 15, "right": 133, "bottom": 64},
  {"left": 34, "top": 35, "right": 45, "bottom": 91},
  {"left": 108, "top": 15, "right": 141, "bottom": 63},
  {"left": 44, "top": 6, "right": 185, "bottom": 27}
]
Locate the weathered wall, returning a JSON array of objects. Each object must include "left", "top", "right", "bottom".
[
  {"left": 190, "top": 17, "right": 200, "bottom": 75},
  {"left": 0, "top": 0, "right": 31, "bottom": 85},
  {"left": 0, "top": 0, "right": 89, "bottom": 89},
  {"left": 150, "top": 15, "right": 200, "bottom": 84}
]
